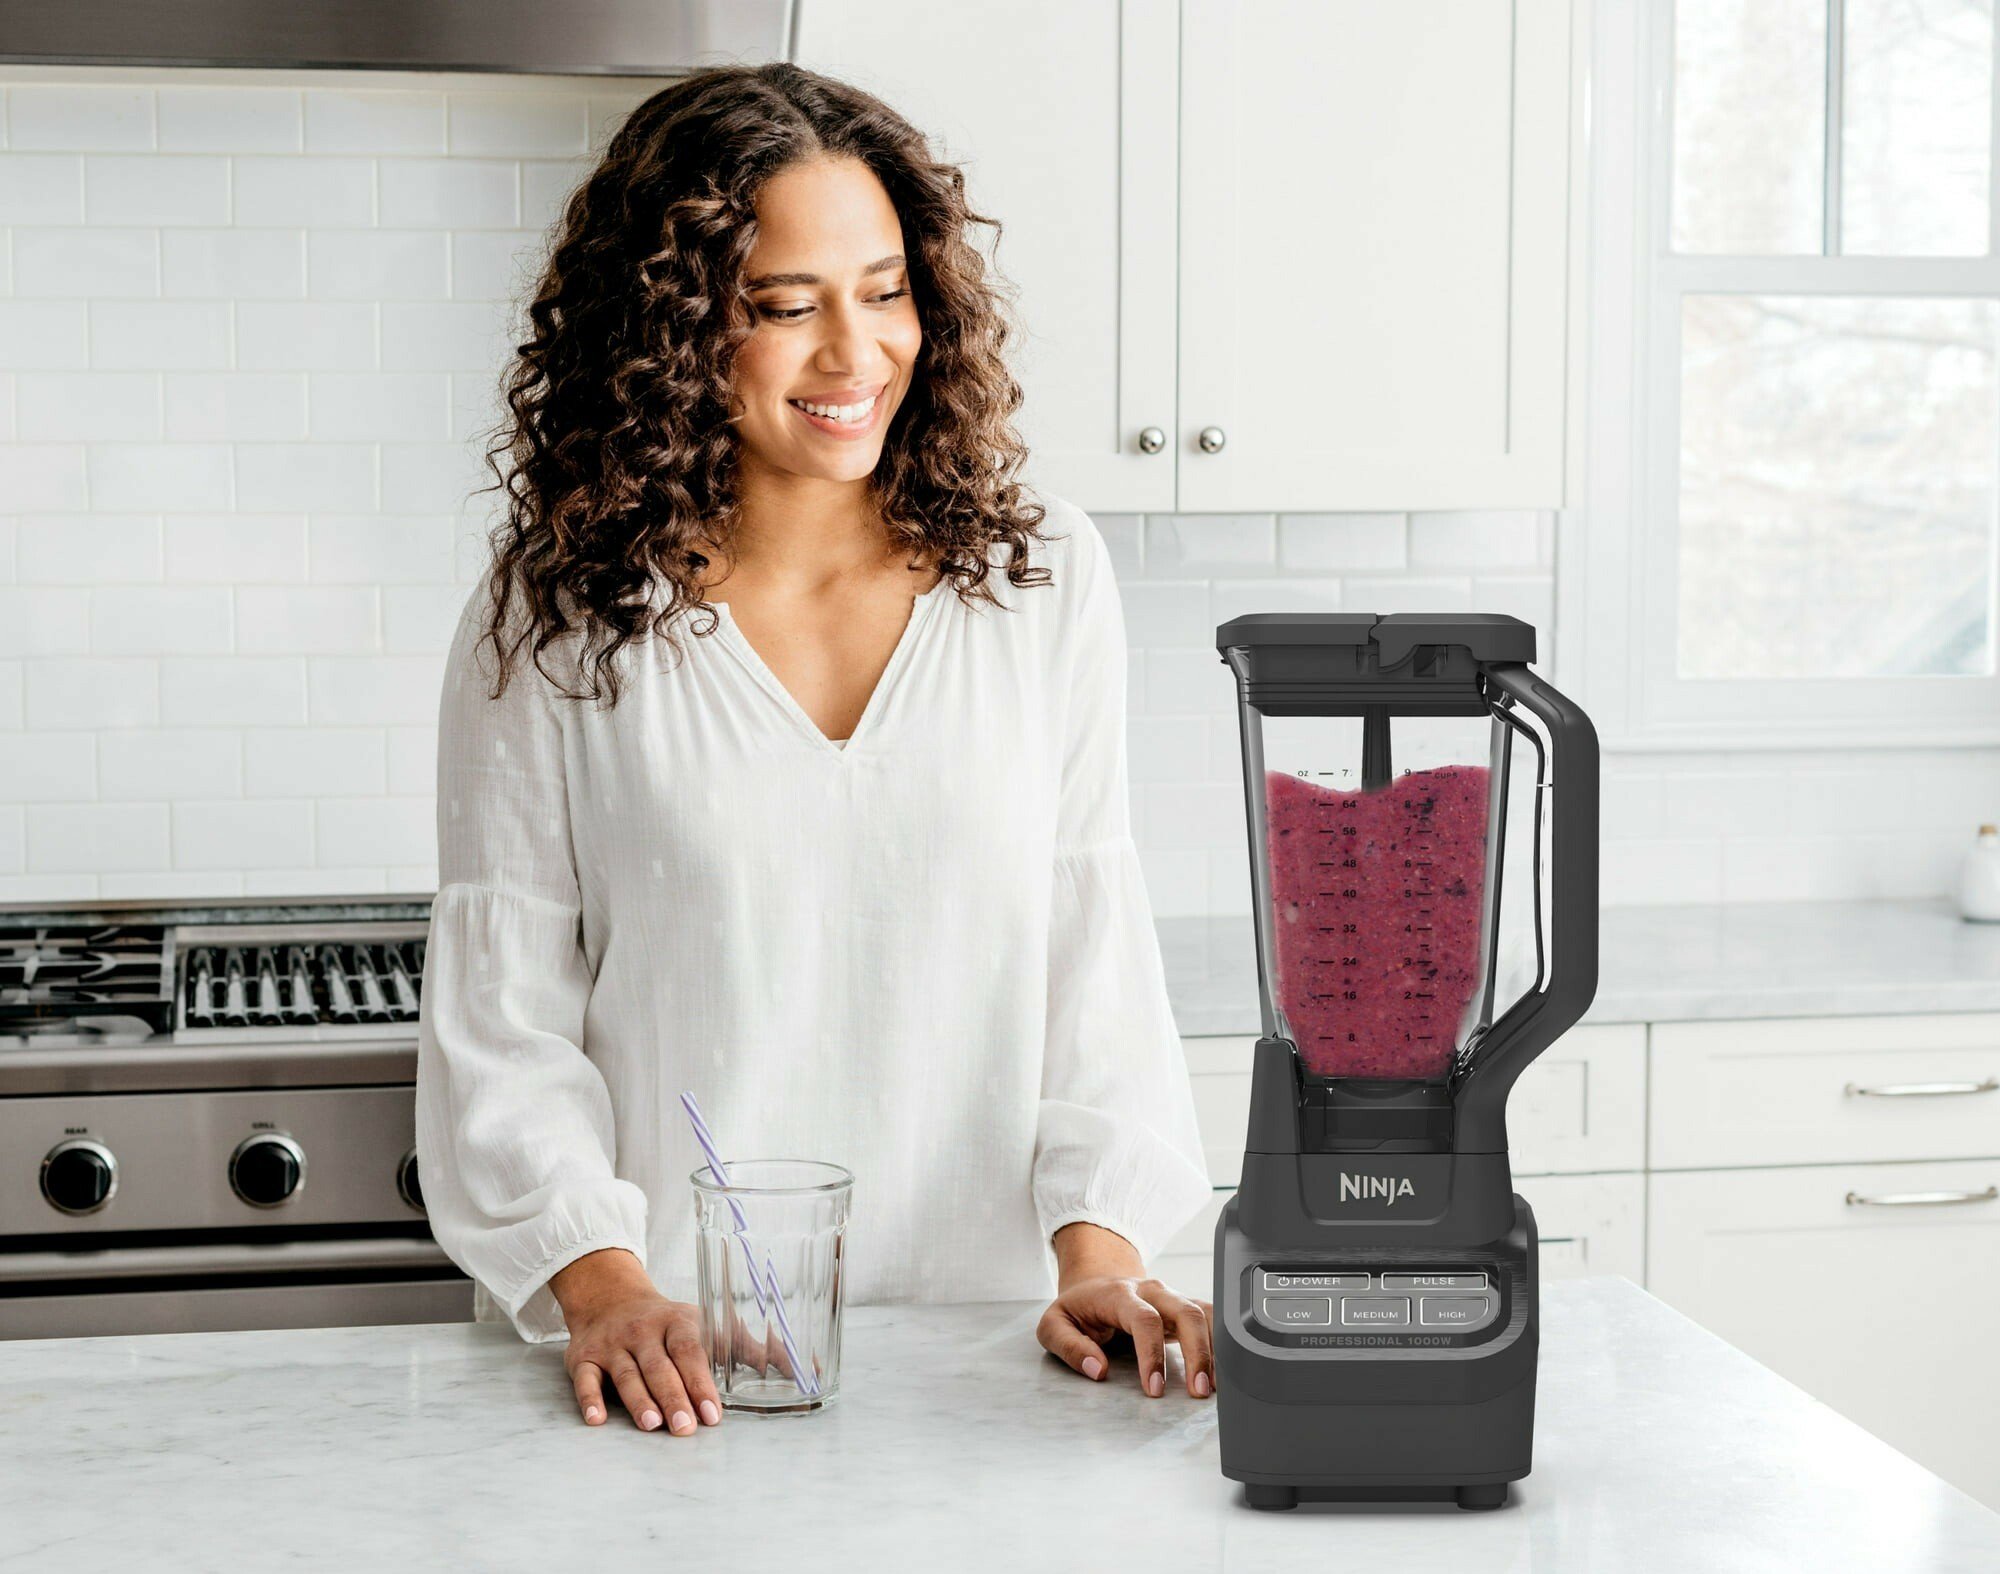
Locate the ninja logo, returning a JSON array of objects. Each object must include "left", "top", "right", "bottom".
[{"left": 1339, "top": 1172, "right": 1417, "bottom": 1206}]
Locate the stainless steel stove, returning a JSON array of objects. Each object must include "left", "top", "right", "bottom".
[{"left": 0, "top": 893, "right": 473, "bottom": 1339}]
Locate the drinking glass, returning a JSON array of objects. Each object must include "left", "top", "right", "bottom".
[{"left": 691, "top": 1159, "right": 851, "bottom": 1413}]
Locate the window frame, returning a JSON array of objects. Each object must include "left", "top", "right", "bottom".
[{"left": 1558, "top": 0, "right": 2000, "bottom": 751}]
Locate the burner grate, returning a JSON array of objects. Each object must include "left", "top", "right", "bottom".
[{"left": 0, "top": 923, "right": 174, "bottom": 1033}]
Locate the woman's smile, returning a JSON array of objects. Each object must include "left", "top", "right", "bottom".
[{"left": 786, "top": 383, "right": 888, "bottom": 440}]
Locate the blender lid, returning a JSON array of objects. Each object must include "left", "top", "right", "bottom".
[{"left": 1215, "top": 612, "right": 1536, "bottom": 666}]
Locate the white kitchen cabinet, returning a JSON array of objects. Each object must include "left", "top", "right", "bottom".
[
  {"left": 794, "top": 0, "right": 1181, "bottom": 512},
  {"left": 1175, "top": 0, "right": 1576, "bottom": 511},
  {"left": 1649, "top": 1160, "right": 2000, "bottom": 1509},
  {"left": 796, "top": 0, "right": 1581, "bottom": 513},
  {"left": 1650, "top": 1013, "right": 2000, "bottom": 1171}
]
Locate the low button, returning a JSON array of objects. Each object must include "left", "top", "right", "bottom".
[
  {"left": 1381, "top": 1273, "right": 1487, "bottom": 1292},
  {"left": 1419, "top": 1296, "right": 1491, "bottom": 1327},
  {"left": 1339, "top": 1296, "right": 1411, "bottom": 1327},
  {"left": 1260, "top": 1297, "right": 1334, "bottom": 1327}
]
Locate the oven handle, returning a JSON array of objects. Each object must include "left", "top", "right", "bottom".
[{"left": 0, "top": 1236, "right": 457, "bottom": 1284}]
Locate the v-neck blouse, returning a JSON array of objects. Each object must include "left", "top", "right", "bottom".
[{"left": 414, "top": 491, "right": 1213, "bottom": 1341}]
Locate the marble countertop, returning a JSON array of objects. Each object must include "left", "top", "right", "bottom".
[
  {"left": 1, "top": 1278, "right": 1994, "bottom": 1571},
  {"left": 1161, "top": 897, "right": 2000, "bottom": 1035}
]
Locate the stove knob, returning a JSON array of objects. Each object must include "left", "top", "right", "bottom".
[
  {"left": 230, "top": 1133, "right": 306, "bottom": 1208},
  {"left": 396, "top": 1147, "right": 425, "bottom": 1213},
  {"left": 41, "top": 1139, "right": 118, "bottom": 1215}
]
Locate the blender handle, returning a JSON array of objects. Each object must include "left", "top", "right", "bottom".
[{"left": 1453, "top": 661, "right": 1601, "bottom": 1154}]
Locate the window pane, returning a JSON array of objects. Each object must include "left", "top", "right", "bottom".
[
  {"left": 1842, "top": 0, "right": 1994, "bottom": 256},
  {"left": 1678, "top": 294, "right": 1999, "bottom": 679},
  {"left": 1673, "top": 0, "right": 1828, "bottom": 253}
]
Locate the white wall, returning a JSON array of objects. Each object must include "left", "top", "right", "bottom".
[{"left": 2, "top": 72, "right": 1989, "bottom": 914}]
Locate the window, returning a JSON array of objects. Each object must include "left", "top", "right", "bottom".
[{"left": 1567, "top": 0, "right": 2000, "bottom": 746}]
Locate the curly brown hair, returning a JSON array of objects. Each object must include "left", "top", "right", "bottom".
[{"left": 474, "top": 61, "right": 1053, "bottom": 708}]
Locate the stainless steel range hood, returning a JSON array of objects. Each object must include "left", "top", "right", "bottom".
[{"left": 0, "top": 0, "right": 794, "bottom": 77}]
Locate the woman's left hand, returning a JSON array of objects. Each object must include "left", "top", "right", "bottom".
[
  {"left": 1037, "top": 1274, "right": 1216, "bottom": 1397},
  {"left": 1037, "top": 1226, "right": 1216, "bottom": 1399}
]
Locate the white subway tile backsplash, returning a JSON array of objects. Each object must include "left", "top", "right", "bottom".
[
  {"left": 1143, "top": 649, "right": 1234, "bottom": 717},
  {"left": 0, "top": 664, "right": 21, "bottom": 730},
  {"left": 1211, "top": 577, "right": 1340, "bottom": 623},
  {"left": 306, "top": 230, "right": 449, "bottom": 298},
  {"left": 92, "top": 586, "right": 233, "bottom": 655},
  {"left": 163, "top": 373, "right": 309, "bottom": 441},
  {"left": 173, "top": 799, "right": 313, "bottom": 869},
  {"left": 1600, "top": 836, "right": 1724, "bottom": 905},
  {"left": 520, "top": 159, "right": 590, "bottom": 219},
  {"left": 15, "top": 373, "right": 162, "bottom": 442},
  {"left": 156, "top": 88, "right": 301, "bottom": 154},
  {"left": 244, "top": 728, "right": 386, "bottom": 797},
  {"left": 386, "top": 726, "right": 437, "bottom": 794},
  {"left": 88, "top": 442, "right": 232, "bottom": 511},
  {"left": 307, "top": 373, "right": 451, "bottom": 442},
  {"left": 236, "top": 443, "right": 375, "bottom": 512},
  {"left": 18, "top": 514, "right": 162, "bottom": 582},
  {"left": 88, "top": 301, "right": 230, "bottom": 369},
  {"left": 8, "top": 86, "right": 153, "bottom": 152},
  {"left": 1277, "top": 513, "right": 1407, "bottom": 572},
  {"left": 11, "top": 231, "right": 159, "bottom": 298},
  {"left": 307, "top": 515, "right": 456, "bottom": 584},
  {"left": 0, "top": 445, "right": 87, "bottom": 511},
  {"left": 1119, "top": 581, "right": 1210, "bottom": 647},
  {"left": 165, "top": 515, "right": 308, "bottom": 583},
  {"left": 244, "top": 865, "right": 388, "bottom": 895},
  {"left": 0, "top": 156, "right": 84, "bottom": 224},
  {"left": 0, "top": 809, "right": 26, "bottom": 877},
  {"left": 448, "top": 229, "right": 549, "bottom": 300},
  {"left": 161, "top": 229, "right": 306, "bottom": 298},
  {"left": 379, "top": 301, "right": 513, "bottom": 369},
  {"left": 0, "top": 378, "right": 14, "bottom": 442},
  {"left": 105, "top": 869, "right": 245, "bottom": 898},
  {"left": 1143, "top": 515, "right": 1277, "bottom": 575},
  {"left": 303, "top": 91, "right": 446, "bottom": 156},
  {"left": 379, "top": 158, "right": 519, "bottom": 228},
  {"left": 0, "top": 302, "right": 89, "bottom": 368},
  {"left": 383, "top": 583, "right": 473, "bottom": 653},
  {"left": 28, "top": 802, "right": 169, "bottom": 872},
  {"left": 1137, "top": 846, "right": 1208, "bottom": 919},
  {"left": 1350, "top": 575, "right": 1475, "bottom": 612},
  {"left": 235, "top": 303, "right": 376, "bottom": 371},
  {"left": 307, "top": 656, "right": 444, "bottom": 725},
  {"left": 159, "top": 657, "right": 305, "bottom": 726},
  {"left": 316, "top": 796, "right": 433, "bottom": 865},
  {"left": 237, "top": 586, "right": 378, "bottom": 655},
  {"left": 1129, "top": 717, "right": 1208, "bottom": 785},
  {"left": 0, "top": 731, "right": 93, "bottom": 802},
  {"left": 24, "top": 657, "right": 158, "bottom": 729},
  {"left": 1407, "top": 509, "right": 1543, "bottom": 569},
  {"left": 378, "top": 442, "right": 484, "bottom": 512},
  {"left": 84, "top": 155, "right": 229, "bottom": 225},
  {"left": 100, "top": 729, "right": 242, "bottom": 800},
  {"left": 232, "top": 157, "right": 374, "bottom": 227},
  {"left": 447, "top": 93, "right": 589, "bottom": 157}
]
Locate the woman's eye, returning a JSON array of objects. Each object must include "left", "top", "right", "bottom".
[{"left": 759, "top": 289, "right": 910, "bottom": 322}]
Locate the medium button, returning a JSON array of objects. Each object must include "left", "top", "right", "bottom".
[
  {"left": 1259, "top": 1271, "right": 1370, "bottom": 1293},
  {"left": 1339, "top": 1296, "right": 1411, "bottom": 1327},
  {"left": 1419, "top": 1296, "right": 1491, "bottom": 1327},
  {"left": 1261, "top": 1297, "right": 1334, "bottom": 1327},
  {"left": 1381, "top": 1272, "right": 1487, "bottom": 1292}
]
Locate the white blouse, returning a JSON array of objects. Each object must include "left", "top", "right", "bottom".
[{"left": 414, "top": 491, "right": 1214, "bottom": 1342}]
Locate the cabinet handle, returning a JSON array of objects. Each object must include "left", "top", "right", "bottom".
[
  {"left": 1844, "top": 1185, "right": 1999, "bottom": 1208},
  {"left": 1137, "top": 426, "right": 1166, "bottom": 454},
  {"left": 1197, "top": 425, "right": 1226, "bottom": 454},
  {"left": 1843, "top": 1077, "right": 1999, "bottom": 1098}
]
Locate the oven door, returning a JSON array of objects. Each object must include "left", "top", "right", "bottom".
[{"left": 0, "top": 1235, "right": 474, "bottom": 1339}]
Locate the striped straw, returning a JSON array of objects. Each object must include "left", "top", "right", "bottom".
[{"left": 679, "top": 1092, "right": 819, "bottom": 1398}]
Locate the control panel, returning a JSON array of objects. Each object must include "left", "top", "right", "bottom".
[{"left": 1253, "top": 1268, "right": 1499, "bottom": 1336}]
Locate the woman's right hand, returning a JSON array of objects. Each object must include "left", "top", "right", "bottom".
[{"left": 550, "top": 1248, "right": 722, "bottom": 1436}]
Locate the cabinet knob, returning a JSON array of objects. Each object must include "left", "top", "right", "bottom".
[
  {"left": 1137, "top": 426, "right": 1166, "bottom": 455},
  {"left": 1197, "top": 425, "right": 1227, "bottom": 454}
]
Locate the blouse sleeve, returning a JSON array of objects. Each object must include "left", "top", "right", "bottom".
[
  {"left": 414, "top": 584, "right": 651, "bottom": 1343},
  {"left": 1033, "top": 511, "right": 1215, "bottom": 1269}
]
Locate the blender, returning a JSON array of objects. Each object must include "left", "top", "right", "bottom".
[{"left": 1211, "top": 612, "right": 1598, "bottom": 1511}]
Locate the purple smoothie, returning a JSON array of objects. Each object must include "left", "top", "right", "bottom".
[{"left": 1263, "top": 765, "right": 1491, "bottom": 1080}]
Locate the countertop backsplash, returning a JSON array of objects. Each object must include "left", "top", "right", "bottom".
[{"left": 1, "top": 73, "right": 1995, "bottom": 913}]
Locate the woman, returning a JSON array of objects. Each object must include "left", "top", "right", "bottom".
[{"left": 414, "top": 62, "right": 1215, "bottom": 1439}]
